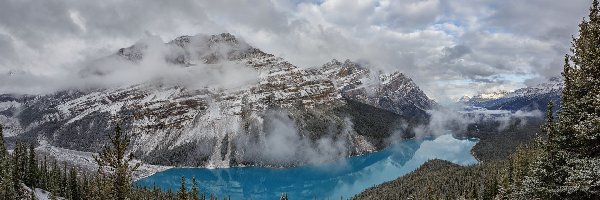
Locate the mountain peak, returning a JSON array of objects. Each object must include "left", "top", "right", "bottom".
[
  {"left": 476, "top": 90, "right": 510, "bottom": 99},
  {"left": 1, "top": 33, "right": 436, "bottom": 168},
  {"left": 114, "top": 33, "right": 252, "bottom": 65},
  {"left": 458, "top": 95, "right": 471, "bottom": 102},
  {"left": 465, "top": 77, "right": 563, "bottom": 111}
]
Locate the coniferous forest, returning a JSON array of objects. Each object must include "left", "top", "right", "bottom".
[
  {"left": 356, "top": 1, "right": 600, "bottom": 199},
  {"left": 0, "top": 124, "right": 233, "bottom": 200},
  {"left": 1, "top": 1, "right": 600, "bottom": 200}
]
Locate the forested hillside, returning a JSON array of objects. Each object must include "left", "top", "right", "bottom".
[
  {"left": 0, "top": 124, "right": 234, "bottom": 200},
  {"left": 355, "top": 1, "right": 600, "bottom": 199}
]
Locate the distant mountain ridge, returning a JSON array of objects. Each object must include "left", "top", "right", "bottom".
[
  {"left": 0, "top": 33, "right": 435, "bottom": 168},
  {"left": 462, "top": 77, "right": 563, "bottom": 112}
]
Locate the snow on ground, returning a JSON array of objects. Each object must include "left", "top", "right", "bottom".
[
  {"left": 36, "top": 139, "right": 171, "bottom": 181},
  {"left": 32, "top": 187, "right": 62, "bottom": 200},
  {"left": 20, "top": 183, "right": 64, "bottom": 200}
]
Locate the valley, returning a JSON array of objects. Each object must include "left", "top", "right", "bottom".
[
  {"left": 0, "top": 33, "right": 553, "bottom": 199},
  {"left": 2, "top": 1, "right": 599, "bottom": 198}
]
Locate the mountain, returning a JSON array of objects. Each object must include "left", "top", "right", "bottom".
[
  {"left": 0, "top": 33, "right": 435, "bottom": 168},
  {"left": 463, "top": 77, "right": 563, "bottom": 112},
  {"left": 465, "top": 90, "right": 510, "bottom": 105}
]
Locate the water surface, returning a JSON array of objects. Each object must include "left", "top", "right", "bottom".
[{"left": 136, "top": 134, "right": 478, "bottom": 199}]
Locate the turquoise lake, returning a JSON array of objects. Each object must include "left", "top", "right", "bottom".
[{"left": 135, "top": 134, "right": 478, "bottom": 199}]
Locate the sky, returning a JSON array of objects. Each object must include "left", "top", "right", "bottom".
[{"left": 0, "top": 0, "right": 592, "bottom": 102}]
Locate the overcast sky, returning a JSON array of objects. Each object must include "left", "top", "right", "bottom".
[{"left": 0, "top": 0, "right": 592, "bottom": 101}]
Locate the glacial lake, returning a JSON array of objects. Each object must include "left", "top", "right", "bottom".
[{"left": 135, "top": 134, "right": 478, "bottom": 199}]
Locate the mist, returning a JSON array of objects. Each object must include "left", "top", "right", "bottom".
[
  {"left": 234, "top": 111, "right": 351, "bottom": 166},
  {"left": 1, "top": 34, "right": 259, "bottom": 94},
  {"left": 406, "top": 105, "right": 544, "bottom": 139}
]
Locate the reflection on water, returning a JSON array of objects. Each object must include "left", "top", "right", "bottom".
[{"left": 135, "top": 134, "right": 478, "bottom": 199}]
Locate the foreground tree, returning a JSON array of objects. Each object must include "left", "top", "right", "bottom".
[
  {"left": 493, "top": 1, "right": 600, "bottom": 199},
  {"left": 0, "top": 125, "right": 17, "bottom": 199},
  {"left": 177, "top": 176, "right": 188, "bottom": 200},
  {"left": 0, "top": 125, "right": 6, "bottom": 159},
  {"left": 95, "top": 125, "right": 140, "bottom": 200},
  {"left": 191, "top": 177, "right": 204, "bottom": 200},
  {"left": 518, "top": 0, "right": 600, "bottom": 199},
  {"left": 69, "top": 167, "right": 81, "bottom": 200},
  {"left": 557, "top": 0, "right": 600, "bottom": 198},
  {"left": 26, "top": 144, "right": 38, "bottom": 188}
]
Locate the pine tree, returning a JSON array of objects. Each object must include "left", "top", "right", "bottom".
[
  {"left": 280, "top": 193, "right": 289, "bottom": 200},
  {"left": 49, "top": 160, "right": 61, "bottom": 199},
  {"left": 191, "top": 177, "right": 201, "bottom": 200},
  {"left": 520, "top": 102, "right": 558, "bottom": 198},
  {"left": 69, "top": 167, "right": 81, "bottom": 200},
  {"left": 25, "top": 144, "right": 38, "bottom": 188},
  {"left": 553, "top": 0, "right": 600, "bottom": 198},
  {"left": 12, "top": 143, "right": 27, "bottom": 198},
  {"left": 90, "top": 169, "right": 112, "bottom": 200},
  {"left": 80, "top": 174, "right": 91, "bottom": 200},
  {"left": 39, "top": 157, "right": 48, "bottom": 190},
  {"left": 560, "top": 0, "right": 600, "bottom": 155},
  {"left": 60, "top": 163, "right": 69, "bottom": 198},
  {"left": 177, "top": 176, "right": 188, "bottom": 200},
  {"left": 0, "top": 125, "right": 6, "bottom": 159},
  {"left": 0, "top": 125, "right": 16, "bottom": 199},
  {"left": 95, "top": 124, "right": 141, "bottom": 200}
]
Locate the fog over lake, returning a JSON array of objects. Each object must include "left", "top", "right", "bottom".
[{"left": 136, "top": 134, "right": 478, "bottom": 199}]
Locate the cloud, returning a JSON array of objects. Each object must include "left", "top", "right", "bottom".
[
  {"left": 0, "top": 0, "right": 592, "bottom": 102},
  {"left": 234, "top": 111, "right": 350, "bottom": 166},
  {"left": 405, "top": 106, "right": 544, "bottom": 138},
  {"left": 0, "top": 33, "right": 259, "bottom": 94}
]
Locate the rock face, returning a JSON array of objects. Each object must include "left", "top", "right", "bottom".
[
  {"left": 464, "top": 77, "right": 563, "bottom": 112},
  {"left": 0, "top": 33, "right": 435, "bottom": 167}
]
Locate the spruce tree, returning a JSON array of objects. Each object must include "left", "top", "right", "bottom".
[
  {"left": 69, "top": 167, "right": 81, "bottom": 200},
  {"left": 95, "top": 124, "right": 141, "bottom": 200},
  {"left": 49, "top": 160, "right": 61, "bottom": 199},
  {"left": 280, "top": 193, "right": 289, "bottom": 200},
  {"left": 39, "top": 157, "right": 48, "bottom": 190},
  {"left": 12, "top": 143, "right": 27, "bottom": 198},
  {"left": 191, "top": 177, "right": 201, "bottom": 200},
  {"left": 177, "top": 176, "right": 188, "bottom": 200},
  {"left": 564, "top": 0, "right": 600, "bottom": 156},
  {"left": 25, "top": 144, "right": 38, "bottom": 188},
  {"left": 79, "top": 174, "right": 90, "bottom": 200},
  {"left": 0, "top": 125, "right": 16, "bottom": 200},
  {"left": 60, "top": 163, "right": 68, "bottom": 198},
  {"left": 0, "top": 125, "right": 6, "bottom": 159},
  {"left": 545, "top": 0, "right": 600, "bottom": 198}
]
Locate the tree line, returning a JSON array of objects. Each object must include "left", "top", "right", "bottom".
[{"left": 0, "top": 124, "right": 240, "bottom": 200}]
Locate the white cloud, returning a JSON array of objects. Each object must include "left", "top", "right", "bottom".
[{"left": 0, "top": 0, "right": 591, "bottom": 102}]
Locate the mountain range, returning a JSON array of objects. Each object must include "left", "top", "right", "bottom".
[
  {"left": 461, "top": 77, "right": 563, "bottom": 112},
  {"left": 0, "top": 33, "right": 435, "bottom": 168}
]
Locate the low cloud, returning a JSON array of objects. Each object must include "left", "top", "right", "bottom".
[
  {"left": 1, "top": 34, "right": 259, "bottom": 94},
  {"left": 404, "top": 106, "right": 544, "bottom": 139},
  {"left": 235, "top": 111, "right": 350, "bottom": 166}
]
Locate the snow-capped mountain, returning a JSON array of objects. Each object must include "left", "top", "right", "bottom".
[
  {"left": 469, "top": 90, "right": 510, "bottom": 102},
  {"left": 0, "top": 33, "right": 435, "bottom": 168},
  {"left": 463, "top": 77, "right": 563, "bottom": 111}
]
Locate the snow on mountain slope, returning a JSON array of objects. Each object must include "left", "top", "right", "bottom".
[
  {"left": 464, "top": 77, "right": 563, "bottom": 111},
  {"left": 0, "top": 33, "right": 435, "bottom": 168},
  {"left": 319, "top": 59, "right": 436, "bottom": 118}
]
